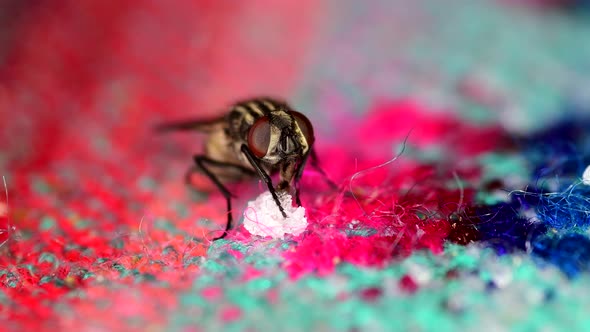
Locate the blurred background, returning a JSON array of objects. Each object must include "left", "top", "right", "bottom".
[{"left": 1, "top": 0, "right": 590, "bottom": 171}]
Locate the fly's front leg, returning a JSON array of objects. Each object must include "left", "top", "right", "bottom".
[{"left": 240, "top": 144, "right": 287, "bottom": 218}]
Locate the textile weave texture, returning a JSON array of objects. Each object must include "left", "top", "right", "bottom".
[{"left": 1, "top": 0, "right": 590, "bottom": 330}]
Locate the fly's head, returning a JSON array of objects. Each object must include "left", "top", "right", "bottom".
[{"left": 247, "top": 108, "right": 315, "bottom": 189}]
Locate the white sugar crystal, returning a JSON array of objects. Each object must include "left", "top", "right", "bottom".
[
  {"left": 583, "top": 165, "right": 590, "bottom": 186},
  {"left": 243, "top": 191, "right": 308, "bottom": 239}
]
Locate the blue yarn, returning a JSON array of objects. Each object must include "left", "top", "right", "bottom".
[
  {"left": 535, "top": 185, "right": 590, "bottom": 229},
  {"left": 532, "top": 233, "right": 590, "bottom": 279},
  {"left": 515, "top": 119, "right": 590, "bottom": 182},
  {"left": 472, "top": 202, "right": 547, "bottom": 255},
  {"left": 470, "top": 191, "right": 590, "bottom": 277},
  {"left": 470, "top": 114, "right": 590, "bottom": 277},
  {"left": 511, "top": 116, "right": 590, "bottom": 229}
]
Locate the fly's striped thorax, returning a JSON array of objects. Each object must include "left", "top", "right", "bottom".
[{"left": 227, "top": 98, "right": 289, "bottom": 141}]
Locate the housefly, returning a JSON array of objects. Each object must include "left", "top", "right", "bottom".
[{"left": 156, "top": 97, "right": 332, "bottom": 239}]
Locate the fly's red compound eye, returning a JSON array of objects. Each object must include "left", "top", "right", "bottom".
[
  {"left": 291, "top": 111, "right": 315, "bottom": 146},
  {"left": 247, "top": 116, "right": 271, "bottom": 158}
]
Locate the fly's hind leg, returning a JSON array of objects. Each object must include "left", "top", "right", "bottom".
[
  {"left": 309, "top": 148, "right": 338, "bottom": 190},
  {"left": 193, "top": 155, "right": 256, "bottom": 240},
  {"left": 293, "top": 151, "right": 311, "bottom": 207}
]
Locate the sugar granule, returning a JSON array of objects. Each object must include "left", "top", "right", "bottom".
[
  {"left": 243, "top": 191, "right": 307, "bottom": 239},
  {"left": 583, "top": 165, "right": 590, "bottom": 186}
]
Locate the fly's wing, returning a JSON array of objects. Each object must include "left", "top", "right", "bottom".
[
  {"left": 235, "top": 96, "right": 289, "bottom": 107},
  {"left": 154, "top": 115, "right": 226, "bottom": 133}
]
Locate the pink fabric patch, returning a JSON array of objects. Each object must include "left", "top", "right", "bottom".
[
  {"left": 356, "top": 99, "right": 509, "bottom": 156},
  {"left": 277, "top": 99, "right": 503, "bottom": 278}
]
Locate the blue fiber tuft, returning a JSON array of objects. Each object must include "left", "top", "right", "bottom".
[
  {"left": 532, "top": 233, "right": 590, "bottom": 278},
  {"left": 472, "top": 202, "right": 547, "bottom": 255},
  {"left": 535, "top": 185, "right": 590, "bottom": 229},
  {"left": 515, "top": 119, "right": 590, "bottom": 182},
  {"left": 471, "top": 113, "right": 590, "bottom": 277}
]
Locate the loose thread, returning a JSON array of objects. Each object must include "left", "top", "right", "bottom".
[
  {"left": 0, "top": 176, "right": 13, "bottom": 249},
  {"left": 349, "top": 130, "right": 412, "bottom": 216}
]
